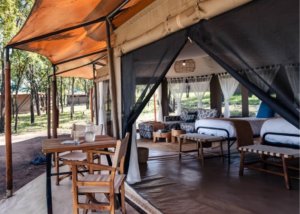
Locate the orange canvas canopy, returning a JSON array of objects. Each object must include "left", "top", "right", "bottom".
[{"left": 7, "top": 0, "right": 154, "bottom": 79}]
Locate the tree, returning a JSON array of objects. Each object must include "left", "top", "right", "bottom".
[
  {"left": 0, "top": 0, "right": 34, "bottom": 132},
  {"left": 11, "top": 50, "right": 29, "bottom": 131}
]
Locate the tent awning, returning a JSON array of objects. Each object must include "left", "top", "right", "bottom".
[{"left": 7, "top": 0, "right": 154, "bottom": 78}]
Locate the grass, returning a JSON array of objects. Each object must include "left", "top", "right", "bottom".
[
  {"left": 137, "top": 92, "right": 261, "bottom": 123},
  {"left": 11, "top": 92, "right": 261, "bottom": 134},
  {"left": 12, "top": 105, "right": 91, "bottom": 135}
]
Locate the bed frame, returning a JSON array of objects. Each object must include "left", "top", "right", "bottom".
[
  {"left": 262, "top": 132, "right": 300, "bottom": 149},
  {"left": 239, "top": 132, "right": 300, "bottom": 189},
  {"left": 196, "top": 126, "right": 236, "bottom": 164}
]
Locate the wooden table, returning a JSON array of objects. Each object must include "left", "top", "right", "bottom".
[
  {"left": 178, "top": 133, "right": 225, "bottom": 165},
  {"left": 153, "top": 131, "right": 171, "bottom": 143},
  {"left": 171, "top": 129, "right": 185, "bottom": 143},
  {"left": 42, "top": 135, "right": 116, "bottom": 214}
]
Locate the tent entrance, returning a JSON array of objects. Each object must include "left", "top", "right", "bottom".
[{"left": 121, "top": 0, "right": 299, "bottom": 180}]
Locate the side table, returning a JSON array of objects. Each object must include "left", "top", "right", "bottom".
[
  {"left": 171, "top": 129, "right": 186, "bottom": 143},
  {"left": 153, "top": 131, "right": 171, "bottom": 143}
]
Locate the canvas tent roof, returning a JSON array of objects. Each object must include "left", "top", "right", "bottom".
[{"left": 7, "top": 0, "right": 154, "bottom": 79}]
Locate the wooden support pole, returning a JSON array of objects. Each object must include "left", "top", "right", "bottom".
[
  {"left": 210, "top": 75, "right": 222, "bottom": 116},
  {"left": 5, "top": 48, "right": 13, "bottom": 197},
  {"left": 153, "top": 93, "right": 157, "bottom": 122},
  {"left": 241, "top": 85, "right": 249, "bottom": 117},
  {"left": 106, "top": 20, "right": 119, "bottom": 138},
  {"left": 47, "top": 76, "right": 51, "bottom": 139},
  {"left": 161, "top": 78, "right": 169, "bottom": 117},
  {"left": 52, "top": 66, "right": 57, "bottom": 138},
  {"left": 93, "top": 64, "right": 99, "bottom": 125},
  {"left": 90, "top": 88, "right": 94, "bottom": 123}
]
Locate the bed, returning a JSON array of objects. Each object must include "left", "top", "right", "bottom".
[
  {"left": 195, "top": 117, "right": 266, "bottom": 138},
  {"left": 194, "top": 118, "right": 263, "bottom": 162},
  {"left": 261, "top": 118, "right": 300, "bottom": 149}
]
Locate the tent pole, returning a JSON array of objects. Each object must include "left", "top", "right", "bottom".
[
  {"left": 51, "top": 54, "right": 107, "bottom": 77},
  {"left": 52, "top": 65, "right": 57, "bottom": 138},
  {"left": 161, "top": 78, "right": 169, "bottom": 117},
  {"left": 93, "top": 64, "right": 99, "bottom": 125},
  {"left": 55, "top": 49, "right": 106, "bottom": 66},
  {"left": 47, "top": 75, "right": 51, "bottom": 138},
  {"left": 153, "top": 94, "right": 157, "bottom": 122},
  {"left": 5, "top": 47, "right": 13, "bottom": 198},
  {"left": 106, "top": 19, "right": 119, "bottom": 138}
]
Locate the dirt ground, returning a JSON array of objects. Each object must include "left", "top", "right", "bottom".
[{"left": 0, "top": 133, "right": 67, "bottom": 199}]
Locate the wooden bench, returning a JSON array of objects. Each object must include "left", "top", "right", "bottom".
[
  {"left": 238, "top": 144, "right": 300, "bottom": 189},
  {"left": 178, "top": 133, "right": 225, "bottom": 165}
]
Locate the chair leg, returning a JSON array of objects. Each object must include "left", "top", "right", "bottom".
[
  {"left": 121, "top": 183, "right": 126, "bottom": 214},
  {"left": 282, "top": 156, "right": 291, "bottom": 190},
  {"left": 239, "top": 151, "right": 245, "bottom": 176},
  {"left": 55, "top": 152, "right": 60, "bottom": 185},
  {"left": 110, "top": 192, "right": 115, "bottom": 214}
]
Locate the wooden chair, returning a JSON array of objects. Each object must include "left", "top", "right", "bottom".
[
  {"left": 55, "top": 124, "right": 103, "bottom": 185},
  {"left": 67, "top": 132, "right": 130, "bottom": 214}
]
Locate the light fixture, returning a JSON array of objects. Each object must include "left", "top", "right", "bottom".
[{"left": 174, "top": 59, "right": 195, "bottom": 73}]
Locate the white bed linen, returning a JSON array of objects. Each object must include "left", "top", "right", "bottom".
[
  {"left": 260, "top": 118, "right": 300, "bottom": 146},
  {"left": 195, "top": 117, "right": 266, "bottom": 138},
  {"left": 195, "top": 119, "right": 236, "bottom": 138}
]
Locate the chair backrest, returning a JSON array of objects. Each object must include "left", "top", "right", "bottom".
[{"left": 112, "top": 133, "right": 130, "bottom": 172}]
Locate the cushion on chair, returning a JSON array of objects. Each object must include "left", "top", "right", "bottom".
[
  {"left": 196, "top": 108, "right": 218, "bottom": 120},
  {"left": 180, "top": 109, "right": 189, "bottom": 121},
  {"left": 78, "top": 174, "right": 126, "bottom": 194},
  {"left": 59, "top": 152, "right": 87, "bottom": 161},
  {"left": 256, "top": 102, "right": 275, "bottom": 118},
  {"left": 185, "top": 112, "right": 197, "bottom": 122}
]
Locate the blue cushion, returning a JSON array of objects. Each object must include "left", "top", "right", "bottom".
[{"left": 256, "top": 102, "right": 275, "bottom": 118}]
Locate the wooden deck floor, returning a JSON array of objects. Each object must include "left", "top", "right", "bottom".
[{"left": 136, "top": 140, "right": 299, "bottom": 214}]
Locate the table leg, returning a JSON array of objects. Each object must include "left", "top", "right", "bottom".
[
  {"left": 200, "top": 142, "right": 204, "bottom": 166},
  {"left": 46, "top": 153, "right": 53, "bottom": 214}
]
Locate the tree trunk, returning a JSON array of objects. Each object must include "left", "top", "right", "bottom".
[
  {"left": 70, "top": 77, "right": 75, "bottom": 119},
  {"left": 14, "top": 89, "right": 19, "bottom": 132},
  {"left": 85, "top": 80, "right": 89, "bottom": 109},
  {"left": 35, "top": 90, "right": 41, "bottom": 116},
  {"left": 30, "top": 90, "right": 35, "bottom": 124}
]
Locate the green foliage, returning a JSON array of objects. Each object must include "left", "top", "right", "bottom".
[{"left": 14, "top": 105, "right": 91, "bottom": 134}]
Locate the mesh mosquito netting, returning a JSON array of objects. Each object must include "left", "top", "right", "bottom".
[
  {"left": 188, "top": 0, "right": 299, "bottom": 127},
  {"left": 121, "top": 30, "right": 187, "bottom": 169},
  {"left": 121, "top": 0, "right": 299, "bottom": 171}
]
